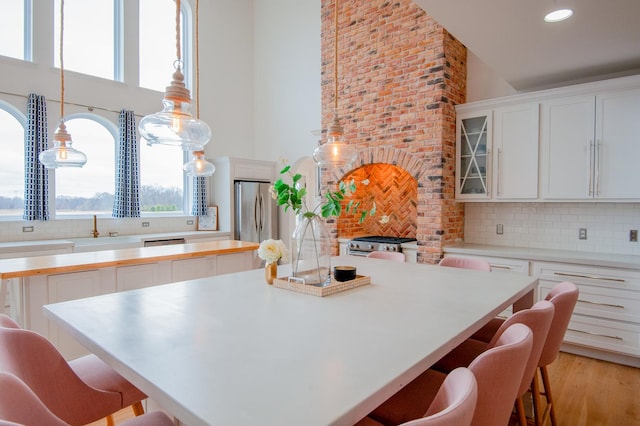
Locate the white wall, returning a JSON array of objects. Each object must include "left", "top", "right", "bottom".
[
  {"left": 465, "top": 51, "right": 517, "bottom": 103},
  {"left": 252, "top": 0, "right": 321, "bottom": 164}
]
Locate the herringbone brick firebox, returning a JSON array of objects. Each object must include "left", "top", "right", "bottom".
[{"left": 320, "top": 0, "right": 467, "bottom": 264}]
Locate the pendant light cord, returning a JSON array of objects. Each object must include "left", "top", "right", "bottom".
[
  {"left": 175, "top": 0, "right": 182, "bottom": 66},
  {"left": 333, "top": 0, "right": 339, "bottom": 112},
  {"left": 59, "top": 0, "right": 65, "bottom": 118},
  {"left": 195, "top": 0, "right": 200, "bottom": 119}
]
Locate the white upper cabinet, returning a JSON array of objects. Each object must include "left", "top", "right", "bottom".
[
  {"left": 541, "top": 89, "right": 640, "bottom": 200},
  {"left": 493, "top": 103, "right": 539, "bottom": 200},
  {"left": 456, "top": 74, "right": 640, "bottom": 202}
]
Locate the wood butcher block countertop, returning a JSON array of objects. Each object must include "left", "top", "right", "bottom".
[{"left": 0, "top": 240, "right": 259, "bottom": 279}]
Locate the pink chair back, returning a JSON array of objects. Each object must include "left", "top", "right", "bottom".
[
  {"left": 0, "top": 372, "right": 68, "bottom": 426},
  {"left": 439, "top": 257, "right": 491, "bottom": 272},
  {"left": 467, "top": 323, "right": 533, "bottom": 426},
  {"left": 539, "top": 281, "right": 579, "bottom": 366},
  {"left": 0, "top": 327, "right": 122, "bottom": 425},
  {"left": 367, "top": 251, "right": 405, "bottom": 262},
  {"left": 0, "top": 314, "right": 20, "bottom": 329},
  {"left": 487, "top": 300, "right": 554, "bottom": 397},
  {"left": 401, "top": 367, "right": 478, "bottom": 426}
]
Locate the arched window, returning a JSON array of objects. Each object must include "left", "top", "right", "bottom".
[
  {"left": 139, "top": 142, "right": 186, "bottom": 214},
  {"left": 139, "top": 0, "right": 190, "bottom": 91},
  {"left": 0, "top": 0, "right": 30, "bottom": 60},
  {"left": 54, "top": 0, "right": 117, "bottom": 80},
  {"left": 0, "top": 103, "right": 26, "bottom": 217},
  {"left": 55, "top": 116, "right": 116, "bottom": 215}
]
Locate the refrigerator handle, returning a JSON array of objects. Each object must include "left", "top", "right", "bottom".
[
  {"left": 254, "top": 194, "right": 259, "bottom": 234},
  {"left": 258, "top": 193, "right": 264, "bottom": 235}
]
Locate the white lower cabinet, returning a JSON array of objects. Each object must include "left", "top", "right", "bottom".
[{"left": 533, "top": 261, "right": 640, "bottom": 366}]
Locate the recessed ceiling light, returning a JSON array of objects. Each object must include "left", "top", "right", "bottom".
[{"left": 544, "top": 9, "right": 574, "bottom": 23}]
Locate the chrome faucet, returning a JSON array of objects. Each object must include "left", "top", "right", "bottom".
[{"left": 92, "top": 214, "right": 100, "bottom": 238}]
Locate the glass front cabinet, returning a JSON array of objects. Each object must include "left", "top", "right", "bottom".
[{"left": 456, "top": 110, "right": 492, "bottom": 199}]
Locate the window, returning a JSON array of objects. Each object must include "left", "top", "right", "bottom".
[
  {"left": 55, "top": 116, "right": 116, "bottom": 215},
  {"left": 0, "top": 0, "right": 29, "bottom": 60},
  {"left": 54, "top": 0, "right": 116, "bottom": 80},
  {"left": 139, "top": 142, "right": 185, "bottom": 213},
  {"left": 0, "top": 105, "right": 26, "bottom": 216},
  {"left": 139, "top": 0, "right": 189, "bottom": 91}
]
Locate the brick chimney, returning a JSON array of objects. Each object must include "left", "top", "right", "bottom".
[{"left": 320, "top": 0, "right": 467, "bottom": 264}]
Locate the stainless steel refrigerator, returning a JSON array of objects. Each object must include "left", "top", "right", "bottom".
[{"left": 234, "top": 181, "right": 278, "bottom": 243}]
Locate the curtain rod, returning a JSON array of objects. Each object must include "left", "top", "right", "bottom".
[{"left": 0, "top": 90, "right": 144, "bottom": 118}]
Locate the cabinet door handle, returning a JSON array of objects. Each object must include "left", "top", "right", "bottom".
[
  {"left": 496, "top": 148, "right": 502, "bottom": 196},
  {"left": 553, "top": 272, "right": 625, "bottom": 283},
  {"left": 595, "top": 140, "right": 601, "bottom": 196},
  {"left": 588, "top": 140, "right": 594, "bottom": 197},
  {"left": 578, "top": 298, "right": 625, "bottom": 310},
  {"left": 568, "top": 328, "right": 624, "bottom": 341},
  {"left": 490, "top": 264, "right": 512, "bottom": 270}
]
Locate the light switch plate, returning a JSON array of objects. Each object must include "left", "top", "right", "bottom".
[
  {"left": 631, "top": 230, "right": 638, "bottom": 242},
  {"left": 579, "top": 228, "right": 587, "bottom": 240},
  {"left": 496, "top": 224, "right": 504, "bottom": 235}
]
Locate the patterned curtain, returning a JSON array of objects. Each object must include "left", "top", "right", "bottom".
[
  {"left": 23, "top": 94, "right": 50, "bottom": 221},
  {"left": 112, "top": 109, "right": 141, "bottom": 218},
  {"left": 191, "top": 176, "right": 208, "bottom": 216}
]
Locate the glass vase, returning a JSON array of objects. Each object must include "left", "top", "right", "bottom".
[{"left": 291, "top": 213, "right": 331, "bottom": 287}]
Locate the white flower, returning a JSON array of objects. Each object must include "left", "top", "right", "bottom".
[{"left": 258, "top": 239, "right": 289, "bottom": 264}]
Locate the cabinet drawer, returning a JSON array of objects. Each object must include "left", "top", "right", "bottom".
[
  {"left": 540, "top": 282, "right": 640, "bottom": 324},
  {"left": 444, "top": 254, "right": 529, "bottom": 274},
  {"left": 533, "top": 261, "right": 640, "bottom": 291},
  {"left": 564, "top": 314, "right": 640, "bottom": 357}
]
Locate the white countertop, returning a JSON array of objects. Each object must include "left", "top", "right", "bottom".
[
  {"left": 444, "top": 243, "right": 640, "bottom": 270},
  {"left": 45, "top": 256, "right": 537, "bottom": 426}
]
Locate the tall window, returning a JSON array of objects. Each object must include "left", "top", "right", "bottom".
[
  {"left": 54, "top": 0, "right": 116, "bottom": 80},
  {"left": 55, "top": 117, "right": 116, "bottom": 215},
  {"left": 0, "top": 0, "right": 29, "bottom": 60},
  {"left": 139, "top": 0, "right": 189, "bottom": 91},
  {"left": 0, "top": 106, "right": 26, "bottom": 217}
]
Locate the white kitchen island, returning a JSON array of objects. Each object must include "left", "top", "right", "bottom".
[{"left": 45, "top": 256, "right": 537, "bottom": 426}]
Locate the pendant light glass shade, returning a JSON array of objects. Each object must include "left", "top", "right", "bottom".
[
  {"left": 312, "top": 114, "right": 357, "bottom": 168},
  {"left": 183, "top": 150, "right": 215, "bottom": 176},
  {"left": 139, "top": 69, "right": 211, "bottom": 150},
  {"left": 39, "top": 121, "right": 87, "bottom": 168}
]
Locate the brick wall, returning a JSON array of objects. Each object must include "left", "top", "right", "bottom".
[{"left": 320, "top": 0, "right": 466, "bottom": 263}]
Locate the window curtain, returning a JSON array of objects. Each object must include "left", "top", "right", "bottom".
[
  {"left": 112, "top": 109, "right": 141, "bottom": 218},
  {"left": 23, "top": 94, "right": 50, "bottom": 221},
  {"left": 191, "top": 176, "right": 208, "bottom": 216}
]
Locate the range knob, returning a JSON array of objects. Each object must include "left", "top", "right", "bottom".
[
  {"left": 368, "top": 244, "right": 374, "bottom": 250},
  {"left": 389, "top": 246, "right": 397, "bottom": 252},
  {"left": 350, "top": 242, "right": 359, "bottom": 249}
]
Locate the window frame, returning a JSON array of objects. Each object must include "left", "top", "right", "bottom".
[{"left": 0, "top": 101, "right": 27, "bottom": 221}]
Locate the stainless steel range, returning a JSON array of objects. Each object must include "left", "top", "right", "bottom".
[{"left": 347, "top": 236, "right": 417, "bottom": 256}]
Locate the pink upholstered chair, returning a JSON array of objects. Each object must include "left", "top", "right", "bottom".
[
  {"left": 432, "top": 300, "right": 554, "bottom": 426},
  {"left": 369, "top": 323, "right": 533, "bottom": 426},
  {"left": 0, "top": 321, "right": 146, "bottom": 426},
  {"left": 367, "top": 251, "right": 405, "bottom": 262},
  {"left": 438, "top": 256, "right": 491, "bottom": 272},
  {"left": 0, "top": 372, "right": 174, "bottom": 426},
  {"left": 356, "top": 367, "right": 477, "bottom": 426},
  {"left": 0, "top": 314, "right": 20, "bottom": 329}
]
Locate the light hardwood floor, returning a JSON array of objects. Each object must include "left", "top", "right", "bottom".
[{"left": 89, "top": 352, "right": 640, "bottom": 426}]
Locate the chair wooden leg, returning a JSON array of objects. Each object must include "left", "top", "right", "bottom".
[
  {"left": 516, "top": 396, "right": 528, "bottom": 426},
  {"left": 106, "top": 414, "right": 115, "bottom": 426},
  {"left": 531, "top": 373, "right": 542, "bottom": 426},
  {"left": 132, "top": 401, "right": 145, "bottom": 416},
  {"left": 540, "top": 366, "right": 558, "bottom": 426}
]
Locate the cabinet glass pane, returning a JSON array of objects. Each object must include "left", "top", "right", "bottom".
[{"left": 459, "top": 115, "right": 489, "bottom": 195}]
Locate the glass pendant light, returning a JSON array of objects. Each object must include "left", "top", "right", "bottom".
[
  {"left": 39, "top": 0, "right": 87, "bottom": 169},
  {"left": 182, "top": 0, "right": 215, "bottom": 176},
  {"left": 313, "top": 0, "right": 357, "bottom": 169},
  {"left": 184, "top": 150, "right": 215, "bottom": 176},
  {"left": 139, "top": 0, "right": 211, "bottom": 151}
]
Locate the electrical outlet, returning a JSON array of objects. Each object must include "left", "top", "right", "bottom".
[
  {"left": 496, "top": 224, "right": 504, "bottom": 235},
  {"left": 631, "top": 230, "right": 638, "bottom": 242},
  {"left": 579, "top": 228, "right": 587, "bottom": 240},
  {"left": 187, "top": 219, "right": 194, "bottom": 225},
  {"left": 22, "top": 226, "right": 34, "bottom": 233},
  {"left": 142, "top": 221, "right": 150, "bottom": 228}
]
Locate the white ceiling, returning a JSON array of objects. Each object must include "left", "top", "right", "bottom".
[{"left": 414, "top": 0, "right": 640, "bottom": 91}]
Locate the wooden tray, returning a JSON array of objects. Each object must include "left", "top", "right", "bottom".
[{"left": 273, "top": 274, "right": 371, "bottom": 297}]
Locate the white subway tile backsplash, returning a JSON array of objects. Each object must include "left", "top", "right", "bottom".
[{"left": 465, "top": 202, "right": 640, "bottom": 256}]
